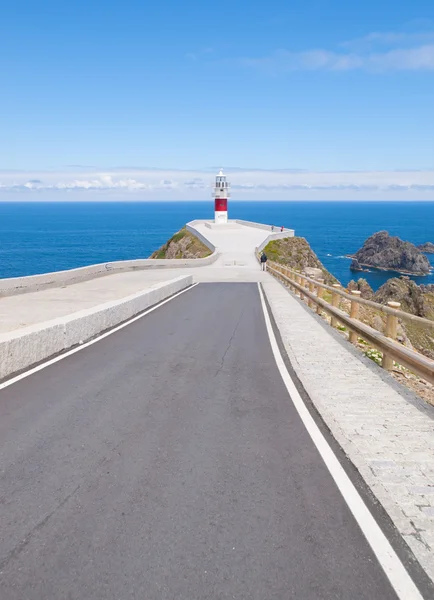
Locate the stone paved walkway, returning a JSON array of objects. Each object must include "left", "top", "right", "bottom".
[
  {"left": 263, "top": 277, "right": 434, "bottom": 582},
  {"left": 192, "top": 221, "right": 273, "bottom": 268}
]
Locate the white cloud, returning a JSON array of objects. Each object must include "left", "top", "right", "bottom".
[
  {"left": 239, "top": 30, "right": 434, "bottom": 73},
  {"left": 341, "top": 31, "right": 434, "bottom": 50},
  {"left": 1, "top": 167, "right": 434, "bottom": 200},
  {"left": 241, "top": 45, "right": 434, "bottom": 73}
]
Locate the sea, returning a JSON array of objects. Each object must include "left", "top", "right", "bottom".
[{"left": 1, "top": 201, "right": 433, "bottom": 290}]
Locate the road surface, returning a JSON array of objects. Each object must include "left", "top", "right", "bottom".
[{"left": 0, "top": 283, "right": 413, "bottom": 599}]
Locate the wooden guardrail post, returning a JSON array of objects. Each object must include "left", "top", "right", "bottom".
[
  {"left": 382, "top": 301, "right": 401, "bottom": 370},
  {"left": 316, "top": 279, "right": 324, "bottom": 314},
  {"left": 349, "top": 290, "right": 361, "bottom": 344},
  {"left": 308, "top": 280, "right": 315, "bottom": 308},
  {"left": 285, "top": 267, "right": 293, "bottom": 291},
  {"left": 276, "top": 264, "right": 282, "bottom": 282},
  {"left": 330, "top": 284, "right": 341, "bottom": 327},
  {"left": 299, "top": 276, "right": 305, "bottom": 300},
  {"left": 296, "top": 273, "right": 302, "bottom": 297},
  {"left": 304, "top": 276, "right": 310, "bottom": 304}
]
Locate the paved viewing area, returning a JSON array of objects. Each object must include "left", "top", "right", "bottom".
[
  {"left": 0, "top": 220, "right": 282, "bottom": 333},
  {"left": 1, "top": 219, "right": 433, "bottom": 599},
  {"left": 192, "top": 221, "right": 282, "bottom": 268}
]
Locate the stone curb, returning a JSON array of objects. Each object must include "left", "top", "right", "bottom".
[{"left": 0, "top": 276, "right": 192, "bottom": 381}]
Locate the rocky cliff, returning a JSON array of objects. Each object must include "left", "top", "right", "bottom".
[
  {"left": 418, "top": 242, "right": 434, "bottom": 254},
  {"left": 263, "top": 237, "right": 338, "bottom": 285},
  {"left": 350, "top": 231, "right": 431, "bottom": 275},
  {"left": 347, "top": 278, "right": 374, "bottom": 299},
  {"left": 345, "top": 277, "right": 434, "bottom": 403},
  {"left": 347, "top": 276, "right": 434, "bottom": 360},
  {"left": 151, "top": 228, "right": 212, "bottom": 259},
  {"left": 373, "top": 277, "right": 434, "bottom": 359},
  {"left": 374, "top": 277, "right": 434, "bottom": 316}
]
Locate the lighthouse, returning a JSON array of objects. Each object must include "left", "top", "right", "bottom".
[{"left": 212, "top": 169, "right": 230, "bottom": 224}]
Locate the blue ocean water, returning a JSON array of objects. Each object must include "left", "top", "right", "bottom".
[{"left": 1, "top": 201, "right": 433, "bottom": 290}]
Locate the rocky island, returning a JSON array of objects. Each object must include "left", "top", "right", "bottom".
[
  {"left": 350, "top": 231, "right": 431, "bottom": 276},
  {"left": 418, "top": 242, "right": 434, "bottom": 254}
]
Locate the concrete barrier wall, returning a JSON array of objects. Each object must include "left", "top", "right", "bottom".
[
  {"left": 235, "top": 219, "right": 294, "bottom": 235},
  {"left": 0, "top": 276, "right": 193, "bottom": 382},
  {"left": 185, "top": 221, "right": 217, "bottom": 252},
  {"left": 187, "top": 218, "right": 295, "bottom": 254},
  {"left": 0, "top": 250, "right": 217, "bottom": 297},
  {"left": 257, "top": 230, "right": 295, "bottom": 252}
]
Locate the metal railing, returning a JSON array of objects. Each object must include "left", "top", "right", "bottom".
[{"left": 266, "top": 260, "right": 434, "bottom": 385}]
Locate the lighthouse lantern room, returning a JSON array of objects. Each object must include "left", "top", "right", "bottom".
[{"left": 212, "top": 169, "right": 230, "bottom": 224}]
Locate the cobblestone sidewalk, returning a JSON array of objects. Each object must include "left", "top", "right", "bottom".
[{"left": 263, "top": 278, "right": 434, "bottom": 583}]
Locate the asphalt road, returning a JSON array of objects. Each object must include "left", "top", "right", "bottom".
[{"left": 0, "top": 283, "right": 402, "bottom": 599}]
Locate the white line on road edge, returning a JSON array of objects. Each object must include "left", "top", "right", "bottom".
[
  {"left": 0, "top": 283, "right": 199, "bottom": 391},
  {"left": 257, "top": 283, "right": 424, "bottom": 600}
]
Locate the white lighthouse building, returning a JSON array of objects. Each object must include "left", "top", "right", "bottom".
[{"left": 212, "top": 169, "right": 230, "bottom": 224}]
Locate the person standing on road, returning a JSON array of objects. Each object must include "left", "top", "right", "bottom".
[
  {"left": 271, "top": 225, "right": 275, "bottom": 232},
  {"left": 260, "top": 251, "right": 268, "bottom": 271},
  {"left": 280, "top": 225, "right": 284, "bottom": 232}
]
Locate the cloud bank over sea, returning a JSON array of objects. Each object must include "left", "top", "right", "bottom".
[{"left": 1, "top": 167, "right": 434, "bottom": 201}]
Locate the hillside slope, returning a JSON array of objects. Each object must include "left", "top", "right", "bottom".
[
  {"left": 151, "top": 228, "right": 212, "bottom": 259},
  {"left": 347, "top": 276, "right": 434, "bottom": 360},
  {"left": 263, "top": 237, "right": 338, "bottom": 285},
  {"left": 374, "top": 277, "right": 434, "bottom": 360}
]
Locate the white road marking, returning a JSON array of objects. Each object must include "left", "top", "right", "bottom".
[
  {"left": 0, "top": 283, "right": 199, "bottom": 391},
  {"left": 257, "top": 282, "right": 424, "bottom": 600}
]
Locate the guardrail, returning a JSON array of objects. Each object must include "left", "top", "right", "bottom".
[{"left": 265, "top": 260, "right": 434, "bottom": 385}]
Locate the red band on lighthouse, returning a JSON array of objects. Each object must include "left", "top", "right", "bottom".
[{"left": 215, "top": 198, "right": 227, "bottom": 212}]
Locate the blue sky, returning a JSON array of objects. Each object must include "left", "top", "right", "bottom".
[{"left": 1, "top": 0, "right": 433, "bottom": 200}]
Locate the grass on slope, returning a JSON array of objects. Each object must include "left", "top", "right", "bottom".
[
  {"left": 151, "top": 227, "right": 212, "bottom": 259},
  {"left": 263, "top": 237, "right": 338, "bottom": 285}
]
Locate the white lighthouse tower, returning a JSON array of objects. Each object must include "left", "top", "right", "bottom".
[{"left": 212, "top": 169, "right": 230, "bottom": 224}]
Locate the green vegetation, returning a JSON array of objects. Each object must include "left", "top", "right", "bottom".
[
  {"left": 151, "top": 227, "right": 212, "bottom": 260},
  {"left": 263, "top": 236, "right": 338, "bottom": 285},
  {"left": 364, "top": 347, "right": 383, "bottom": 365}
]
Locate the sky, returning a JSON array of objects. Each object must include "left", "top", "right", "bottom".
[{"left": 1, "top": 0, "right": 433, "bottom": 200}]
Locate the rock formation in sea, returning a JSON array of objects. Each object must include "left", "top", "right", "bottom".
[
  {"left": 350, "top": 231, "right": 431, "bottom": 275},
  {"left": 418, "top": 242, "right": 434, "bottom": 254}
]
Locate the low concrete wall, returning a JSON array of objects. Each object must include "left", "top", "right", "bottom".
[
  {"left": 185, "top": 221, "right": 217, "bottom": 252},
  {"left": 235, "top": 219, "right": 294, "bottom": 235},
  {"left": 186, "top": 218, "right": 295, "bottom": 255},
  {"left": 256, "top": 230, "right": 295, "bottom": 252},
  {"left": 0, "top": 251, "right": 217, "bottom": 297},
  {"left": 0, "top": 276, "right": 192, "bottom": 382}
]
